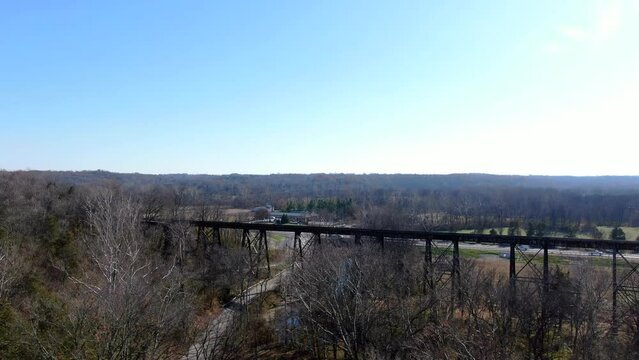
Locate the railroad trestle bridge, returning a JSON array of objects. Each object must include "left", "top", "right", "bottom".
[{"left": 146, "top": 220, "right": 639, "bottom": 335}]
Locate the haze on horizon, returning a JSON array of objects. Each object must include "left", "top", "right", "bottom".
[{"left": 1, "top": 1, "right": 638, "bottom": 176}]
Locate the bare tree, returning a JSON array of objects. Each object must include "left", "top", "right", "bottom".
[
  {"left": 0, "top": 240, "right": 20, "bottom": 301},
  {"left": 67, "top": 188, "right": 192, "bottom": 359},
  {"left": 286, "top": 242, "right": 436, "bottom": 359}
]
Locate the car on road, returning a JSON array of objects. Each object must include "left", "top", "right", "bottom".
[{"left": 590, "top": 250, "right": 603, "bottom": 256}]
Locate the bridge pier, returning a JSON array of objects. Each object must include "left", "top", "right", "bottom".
[
  {"left": 212, "top": 227, "right": 221, "bottom": 246},
  {"left": 612, "top": 247, "right": 618, "bottom": 336},
  {"left": 241, "top": 229, "right": 248, "bottom": 248},
  {"left": 543, "top": 240, "right": 549, "bottom": 295},
  {"left": 509, "top": 240, "right": 517, "bottom": 306},
  {"left": 239, "top": 229, "right": 272, "bottom": 278},
  {"left": 377, "top": 235, "right": 384, "bottom": 250},
  {"left": 423, "top": 236, "right": 433, "bottom": 294},
  {"left": 609, "top": 247, "right": 639, "bottom": 336},
  {"left": 452, "top": 239, "right": 461, "bottom": 306},
  {"left": 260, "top": 230, "right": 271, "bottom": 276},
  {"left": 541, "top": 240, "right": 550, "bottom": 357},
  {"left": 509, "top": 241, "right": 516, "bottom": 281},
  {"left": 293, "top": 231, "right": 303, "bottom": 257}
]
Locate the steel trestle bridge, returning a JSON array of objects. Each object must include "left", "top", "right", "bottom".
[{"left": 146, "top": 220, "right": 639, "bottom": 335}]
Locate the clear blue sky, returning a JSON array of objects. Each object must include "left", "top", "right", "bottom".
[{"left": 1, "top": 1, "right": 638, "bottom": 175}]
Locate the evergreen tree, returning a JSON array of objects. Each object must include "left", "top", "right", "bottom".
[
  {"left": 526, "top": 222, "right": 535, "bottom": 237},
  {"left": 281, "top": 213, "right": 290, "bottom": 224},
  {"left": 610, "top": 226, "right": 626, "bottom": 240}
]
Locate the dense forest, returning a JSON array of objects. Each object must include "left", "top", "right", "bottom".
[
  {"left": 21, "top": 170, "right": 639, "bottom": 230},
  {"left": 2, "top": 170, "right": 639, "bottom": 359}
]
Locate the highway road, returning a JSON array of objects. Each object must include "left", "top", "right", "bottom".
[{"left": 448, "top": 241, "right": 639, "bottom": 261}]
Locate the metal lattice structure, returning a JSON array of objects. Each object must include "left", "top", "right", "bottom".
[{"left": 146, "top": 220, "right": 639, "bottom": 333}]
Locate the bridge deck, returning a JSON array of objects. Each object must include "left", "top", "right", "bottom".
[{"left": 145, "top": 220, "right": 639, "bottom": 251}]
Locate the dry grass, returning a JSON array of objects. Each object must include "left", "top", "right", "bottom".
[
  {"left": 474, "top": 257, "right": 510, "bottom": 276},
  {"left": 598, "top": 226, "right": 639, "bottom": 241}
]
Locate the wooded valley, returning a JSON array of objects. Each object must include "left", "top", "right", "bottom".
[{"left": 2, "top": 170, "right": 639, "bottom": 359}]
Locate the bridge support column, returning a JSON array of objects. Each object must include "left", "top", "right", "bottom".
[
  {"left": 509, "top": 240, "right": 517, "bottom": 306},
  {"left": 540, "top": 240, "right": 549, "bottom": 356},
  {"left": 612, "top": 247, "right": 618, "bottom": 336},
  {"left": 213, "top": 227, "right": 221, "bottom": 246},
  {"left": 241, "top": 229, "right": 254, "bottom": 275},
  {"left": 260, "top": 230, "right": 271, "bottom": 276},
  {"left": 543, "top": 241, "right": 549, "bottom": 295},
  {"left": 509, "top": 240, "right": 517, "bottom": 282},
  {"left": 424, "top": 236, "right": 433, "bottom": 294},
  {"left": 610, "top": 249, "right": 639, "bottom": 336},
  {"left": 452, "top": 239, "right": 460, "bottom": 306},
  {"left": 241, "top": 229, "right": 248, "bottom": 248},
  {"left": 295, "top": 231, "right": 304, "bottom": 258}
]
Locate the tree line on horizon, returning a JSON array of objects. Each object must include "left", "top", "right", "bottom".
[{"left": 10, "top": 170, "right": 639, "bottom": 229}]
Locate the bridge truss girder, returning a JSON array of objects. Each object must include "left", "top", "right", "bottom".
[{"left": 151, "top": 220, "right": 639, "bottom": 336}]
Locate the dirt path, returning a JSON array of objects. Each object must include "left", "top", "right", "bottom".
[{"left": 181, "top": 269, "right": 290, "bottom": 359}]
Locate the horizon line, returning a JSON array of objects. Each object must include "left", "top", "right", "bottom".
[{"left": 3, "top": 168, "right": 639, "bottom": 178}]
